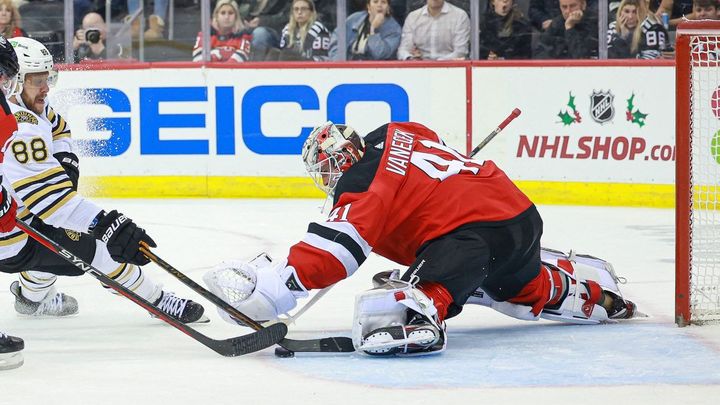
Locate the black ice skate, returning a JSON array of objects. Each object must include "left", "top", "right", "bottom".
[
  {"left": 10, "top": 281, "right": 79, "bottom": 317},
  {"left": 0, "top": 332, "right": 24, "bottom": 370},
  {"left": 361, "top": 312, "right": 446, "bottom": 356},
  {"left": 604, "top": 291, "right": 645, "bottom": 320},
  {"left": 153, "top": 291, "right": 209, "bottom": 324}
]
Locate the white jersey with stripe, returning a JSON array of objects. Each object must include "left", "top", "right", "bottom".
[
  {"left": 13, "top": 96, "right": 74, "bottom": 154},
  {"left": 0, "top": 101, "right": 101, "bottom": 260}
]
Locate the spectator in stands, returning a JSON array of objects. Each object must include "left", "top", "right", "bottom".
[
  {"left": 73, "top": 12, "right": 107, "bottom": 62},
  {"left": 192, "top": 0, "right": 252, "bottom": 62},
  {"left": 479, "top": 0, "right": 533, "bottom": 59},
  {"left": 654, "top": 0, "right": 693, "bottom": 27},
  {"left": 608, "top": 0, "right": 670, "bottom": 58},
  {"left": 274, "top": 0, "right": 331, "bottom": 61},
  {"left": 330, "top": 0, "right": 402, "bottom": 60},
  {"left": 534, "top": 0, "right": 598, "bottom": 59},
  {"left": 0, "top": 0, "right": 25, "bottom": 38},
  {"left": 529, "top": 0, "right": 561, "bottom": 31},
  {"left": 689, "top": 0, "right": 720, "bottom": 19},
  {"left": 126, "top": 0, "right": 169, "bottom": 39},
  {"left": 397, "top": 0, "right": 470, "bottom": 60},
  {"left": 529, "top": 0, "right": 598, "bottom": 31},
  {"left": 74, "top": 0, "right": 95, "bottom": 29},
  {"left": 314, "top": 0, "right": 340, "bottom": 31},
  {"left": 405, "top": 0, "right": 470, "bottom": 14},
  {"left": 243, "top": 0, "right": 291, "bottom": 60}
]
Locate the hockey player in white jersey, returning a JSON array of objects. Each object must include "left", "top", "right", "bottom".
[
  {"left": 0, "top": 35, "right": 23, "bottom": 370},
  {"left": 4, "top": 36, "right": 80, "bottom": 317},
  {"left": 0, "top": 37, "right": 207, "bottom": 324}
]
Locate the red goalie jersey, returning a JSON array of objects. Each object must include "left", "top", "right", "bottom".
[{"left": 287, "top": 122, "right": 533, "bottom": 289}]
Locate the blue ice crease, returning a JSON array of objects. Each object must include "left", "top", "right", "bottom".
[{"left": 273, "top": 323, "right": 720, "bottom": 388}]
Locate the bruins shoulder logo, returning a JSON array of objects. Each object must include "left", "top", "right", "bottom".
[
  {"left": 14, "top": 111, "right": 38, "bottom": 125},
  {"left": 64, "top": 229, "right": 81, "bottom": 241}
]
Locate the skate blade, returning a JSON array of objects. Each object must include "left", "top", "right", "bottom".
[
  {"left": 151, "top": 313, "right": 211, "bottom": 324},
  {"left": 191, "top": 314, "right": 211, "bottom": 324},
  {"left": 0, "top": 352, "right": 24, "bottom": 370},
  {"left": 15, "top": 311, "right": 79, "bottom": 319}
]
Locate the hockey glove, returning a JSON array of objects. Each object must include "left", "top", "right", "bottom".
[
  {"left": 92, "top": 210, "right": 156, "bottom": 266},
  {"left": 0, "top": 185, "right": 17, "bottom": 233},
  {"left": 54, "top": 152, "right": 80, "bottom": 191}
]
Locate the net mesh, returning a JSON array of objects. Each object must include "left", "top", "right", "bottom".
[{"left": 688, "top": 34, "right": 720, "bottom": 323}]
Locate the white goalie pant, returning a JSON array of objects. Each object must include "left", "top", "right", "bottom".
[
  {"left": 466, "top": 248, "right": 628, "bottom": 325},
  {"left": 203, "top": 254, "right": 308, "bottom": 324}
]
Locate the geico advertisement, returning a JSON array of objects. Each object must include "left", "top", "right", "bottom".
[
  {"left": 50, "top": 67, "right": 466, "bottom": 176},
  {"left": 472, "top": 66, "right": 675, "bottom": 184}
]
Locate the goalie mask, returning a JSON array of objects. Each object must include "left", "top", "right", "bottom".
[{"left": 302, "top": 122, "right": 365, "bottom": 196}]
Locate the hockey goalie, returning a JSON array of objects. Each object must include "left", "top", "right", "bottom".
[{"left": 204, "top": 121, "right": 643, "bottom": 356}]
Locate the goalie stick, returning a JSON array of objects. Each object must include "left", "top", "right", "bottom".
[
  {"left": 138, "top": 243, "right": 355, "bottom": 353},
  {"left": 14, "top": 218, "right": 287, "bottom": 357},
  {"left": 469, "top": 108, "right": 522, "bottom": 158}
]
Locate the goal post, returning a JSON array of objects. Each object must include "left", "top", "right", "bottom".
[{"left": 675, "top": 21, "right": 720, "bottom": 326}]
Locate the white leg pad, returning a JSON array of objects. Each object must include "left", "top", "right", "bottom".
[
  {"left": 466, "top": 248, "right": 629, "bottom": 324},
  {"left": 353, "top": 278, "right": 445, "bottom": 354},
  {"left": 541, "top": 248, "right": 624, "bottom": 296},
  {"left": 540, "top": 248, "right": 626, "bottom": 324},
  {"left": 466, "top": 289, "right": 540, "bottom": 321}
]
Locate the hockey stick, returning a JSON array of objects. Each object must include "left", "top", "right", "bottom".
[
  {"left": 138, "top": 243, "right": 355, "bottom": 353},
  {"left": 469, "top": 108, "right": 522, "bottom": 158},
  {"left": 267, "top": 284, "right": 334, "bottom": 327},
  {"left": 14, "top": 218, "right": 287, "bottom": 357}
]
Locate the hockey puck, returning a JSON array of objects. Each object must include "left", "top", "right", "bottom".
[{"left": 274, "top": 347, "right": 295, "bottom": 358}]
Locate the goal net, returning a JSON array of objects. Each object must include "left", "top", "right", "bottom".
[{"left": 676, "top": 21, "right": 720, "bottom": 326}]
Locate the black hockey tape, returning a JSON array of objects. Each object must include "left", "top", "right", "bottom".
[{"left": 274, "top": 347, "right": 295, "bottom": 358}]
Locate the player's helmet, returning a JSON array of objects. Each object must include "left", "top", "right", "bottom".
[
  {"left": 302, "top": 122, "right": 365, "bottom": 196},
  {"left": 9, "top": 37, "right": 57, "bottom": 96},
  {"left": 0, "top": 35, "right": 19, "bottom": 95}
]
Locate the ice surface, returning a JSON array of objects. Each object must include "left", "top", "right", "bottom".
[{"left": 1, "top": 200, "right": 719, "bottom": 404}]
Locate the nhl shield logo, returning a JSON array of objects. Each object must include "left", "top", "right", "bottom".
[{"left": 590, "top": 90, "right": 615, "bottom": 124}]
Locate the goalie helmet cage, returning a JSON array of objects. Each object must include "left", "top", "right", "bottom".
[{"left": 675, "top": 21, "right": 720, "bottom": 326}]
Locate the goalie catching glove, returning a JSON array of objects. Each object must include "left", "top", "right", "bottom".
[
  {"left": 91, "top": 210, "right": 156, "bottom": 266},
  {"left": 203, "top": 253, "right": 308, "bottom": 325}
]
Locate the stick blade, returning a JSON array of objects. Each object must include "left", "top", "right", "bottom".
[
  {"left": 211, "top": 322, "right": 288, "bottom": 357},
  {"left": 279, "top": 336, "right": 355, "bottom": 353}
]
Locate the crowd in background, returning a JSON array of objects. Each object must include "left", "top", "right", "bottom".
[{"left": 1, "top": 0, "right": 718, "bottom": 63}]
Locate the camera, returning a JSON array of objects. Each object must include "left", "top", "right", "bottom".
[{"left": 85, "top": 29, "right": 101, "bottom": 44}]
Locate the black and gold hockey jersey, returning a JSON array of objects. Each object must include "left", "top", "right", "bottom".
[
  {"left": 607, "top": 16, "right": 670, "bottom": 59},
  {"left": 279, "top": 21, "right": 331, "bottom": 61}
]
